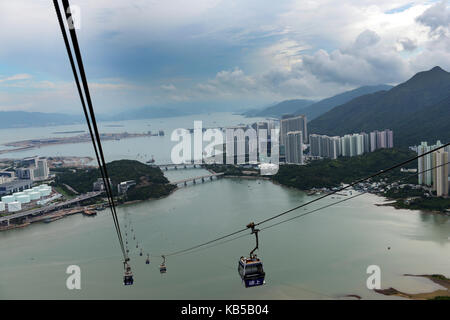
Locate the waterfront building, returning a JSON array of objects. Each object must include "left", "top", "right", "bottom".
[
  {"left": 369, "top": 131, "right": 377, "bottom": 152},
  {"left": 432, "top": 150, "right": 449, "bottom": 197},
  {"left": 368, "top": 129, "right": 394, "bottom": 151},
  {"left": 0, "top": 171, "right": 15, "bottom": 184},
  {"left": 7, "top": 201, "right": 22, "bottom": 212},
  {"left": 93, "top": 178, "right": 112, "bottom": 192},
  {"left": 362, "top": 132, "right": 370, "bottom": 153},
  {"left": 309, "top": 134, "right": 341, "bottom": 159},
  {"left": 0, "top": 179, "right": 33, "bottom": 196},
  {"left": 280, "top": 115, "right": 307, "bottom": 146},
  {"left": 118, "top": 180, "right": 136, "bottom": 194},
  {"left": 286, "top": 131, "right": 304, "bottom": 164},
  {"left": 340, "top": 134, "right": 364, "bottom": 157},
  {"left": 15, "top": 157, "right": 49, "bottom": 181},
  {"left": 418, "top": 140, "right": 445, "bottom": 187}
]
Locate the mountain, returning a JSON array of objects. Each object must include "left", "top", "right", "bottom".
[
  {"left": 242, "top": 85, "right": 392, "bottom": 120},
  {"left": 300, "top": 84, "right": 393, "bottom": 120},
  {"left": 243, "top": 99, "right": 315, "bottom": 118},
  {"left": 101, "top": 106, "right": 189, "bottom": 121},
  {"left": 308, "top": 66, "right": 450, "bottom": 147},
  {"left": 0, "top": 111, "right": 83, "bottom": 129}
]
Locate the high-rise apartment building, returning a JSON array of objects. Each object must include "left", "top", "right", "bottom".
[
  {"left": 286, "top": 131, "right": 304, "bottom": 164},
  {"left": 280, "top": 115, "right": 307, "bottom": 146},
  {"left": 432, "top": 150, "right": 449, "bottom": 197},
  {"left": 418, "top": 140, "right": 445, "bottom": 187}
]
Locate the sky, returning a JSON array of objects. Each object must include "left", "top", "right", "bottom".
[{"left": 0, "top": 0, "right": 449, "bottom": 114}]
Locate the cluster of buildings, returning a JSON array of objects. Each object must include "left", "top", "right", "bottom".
[
  {"left": 0, "top": 157, "right": 50, "bottom": 196},
  {"left": 0, "top": 184, "right": 52, "bottom": 213},
  {"left": 309, "top": 129, "right": 394, "bottom": 159},
  {"left": 278, "top": 114, "right": 393, "bottom": 164},
  {"left": 219, "top": 114, "right": 394, "bottom": 166},
  {"left": 0, "top": 156, "right": 54, "bottom": 213},
  {"left": 417, "top": 140, "right": 449, "bottom": 197}
]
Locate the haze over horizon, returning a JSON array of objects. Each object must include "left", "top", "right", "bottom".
[{"left": 0, "top": 0, "right": 449, "bottom": 115}]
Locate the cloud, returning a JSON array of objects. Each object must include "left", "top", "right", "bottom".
[
  {"left": 301, "top": 30, "right": 410, "bottom": 85},
  {"left": 160, "top": 84, "right": 177, "bottom": 91},
  {"left": 0, "top": 73, "right": 32, "bottom": 82},
  {"left": 416, "top": 0, "right": 450, "bottom": 35},
  {"left": 1, "top": 0, "right": 449, "bottom": 113},
  {"left": 352, "top": 29, "right": 381, "bottom": 49},
  {"left": 398, "top": 37, "right": 418, "bottom": 51}
]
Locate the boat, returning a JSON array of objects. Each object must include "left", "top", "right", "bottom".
[
  {"left": 146, "top": 155, "right": 155, "bottom": 164},
  {"left": 83, "top": 209, "right": 97, "bottom": 216}
]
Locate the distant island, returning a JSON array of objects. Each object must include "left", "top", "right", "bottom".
[
  {"left": 0, "top": 132, "right": 155, "bottom": 155},
  {"left": 52, "top": 130, "right": 85, "bottom": 134}
]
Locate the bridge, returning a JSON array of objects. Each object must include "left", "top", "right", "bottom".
[
  {"left": 155, "top": 163, "right": 205, "bottom": 171},
  {"left": 171, "top": 172, "right": 224, "bottom": 186},
  {"left": 0, "top": 191, "right": 102, "bottom": 226}
]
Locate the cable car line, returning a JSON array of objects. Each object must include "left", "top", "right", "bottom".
[
  {"left": 253, "top": 142, "right": 450, "bottom": 228},
  {"left": 59, "top": 0, "right": 127, "bottom": 258},
  {"left": 53, "top": 0, "right": 125, "bottom": 258},
  {"left": 138, "top": 160, "right": 449, "bottom": 287},
  {"left": 260, "top": 160, "right": 450, "bottom": 232},
  {"left": 53, "top": 0, "right": 448, "bottom": 286},
  {"left": 53, "top": 0, "right": 130, "bottom": 283},
  {"left": 54, "top": 0, "right": 125, "bottom": 258},
  {"left": 157, "top": 143, "right": 449, "bottom": 259}
]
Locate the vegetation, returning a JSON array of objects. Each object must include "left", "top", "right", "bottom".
[
  {"left": 309, "top": 66, "right": 450, "bottom": 147},
  {"left": 272, "top": 148, "right": 417, "bottom": 190},
  {"left": 391, "top": 197, "right": 450, "bottom": 212},
  {"left": 53, "top": 160, "right": 175, "bottom": 201},
  {"left": 383, "top": 186, "right": 425, "bottom": 199}
]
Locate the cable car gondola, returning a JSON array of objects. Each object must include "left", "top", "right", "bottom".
[
  {"left": 160, "top": 255, "right": 167, "bottom": 273},
  {"left": 146, "top": 254, "right": 150, "bottom": 265},
  {"left": 123, "top": 260, "right": 134, "bottom": 285},
  {"left": 140, "top": 249, "right": 143, "bottom": 256},
  {"left": 238, "top": 222, "right": 265, "bottom": 288}
]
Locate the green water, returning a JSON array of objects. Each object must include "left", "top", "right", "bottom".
[
  {"left": 1, "top": 113, "right": 449, "bottom": 299},
  {"left": 1, "top": 172, "right": 450, "bottom": 299}
]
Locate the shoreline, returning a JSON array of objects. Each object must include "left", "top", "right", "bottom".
[{"left": 375, "top": 274, "right": 450, "bottom": 300}]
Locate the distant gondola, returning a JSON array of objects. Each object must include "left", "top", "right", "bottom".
[
  {"left": 123, "top": 260, "right": 134, "bottom": 286},
  {"left": 160, "top": 255, "right": 167, "bottom": 273}
]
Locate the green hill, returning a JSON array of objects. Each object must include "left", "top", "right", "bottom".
[
  {"left": 53, "top": 160, "right": 175, "bottom": 200},
  {"left": 308, "top": 66, "right": 450, "bottom": 146},
  {"left": 272, "top": 148, "right": 417, "bottom": 190},
  {"left": 243, "top": 99, "right": 315, "bottom": 118},
  {"left": 300, "top": 85, "right": 393, "bottom": 120}
]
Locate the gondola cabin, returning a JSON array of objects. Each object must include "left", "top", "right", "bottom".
[
  {"left": 160, "top": 264, "right": 167, "bottom": 273},
  {"left": 238, "top": 256, "right": 265, "bottom": 288},
  {"left": 123, "top": 263, "right": 134, "bottom": 286},
  {"left": 123, "top": 273, "right": 134, "bottom": 285}
]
